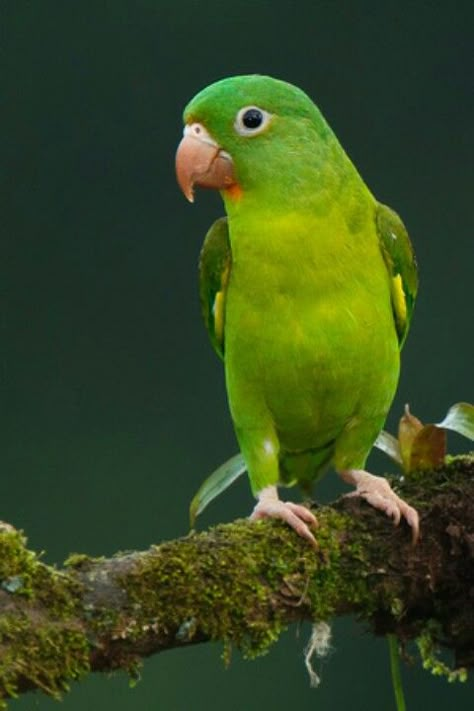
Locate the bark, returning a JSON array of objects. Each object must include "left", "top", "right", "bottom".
[{"left": 0, "top": 455, "right": 472, "bottom": 705}]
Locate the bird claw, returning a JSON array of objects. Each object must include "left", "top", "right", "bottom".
[
  {"left": 250, "top": 489, "right": 318, "bottom": 548},
  {"left": 341, "top": 470, "right": 420, "bottom": 544}
]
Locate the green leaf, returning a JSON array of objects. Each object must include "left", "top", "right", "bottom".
[
  {"left": 410, "top": 425, "right": 446, "bottom": 471},
  {"left": 436, "top": 402, "right": 474, "bottom": 441},
  {"left": 374, "top": 430, "right": 403, "bottom": 466},
  {"left": 189, "top": 453, "right": 246, "bottom": 528}
]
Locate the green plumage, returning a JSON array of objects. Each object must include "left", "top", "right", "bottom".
[{"left": 188, "top": 75, "right": 418, "bottom": 497}]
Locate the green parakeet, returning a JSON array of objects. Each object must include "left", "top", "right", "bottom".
[{"left": 176, "top": 75, "right": 419, "bottom": 545}]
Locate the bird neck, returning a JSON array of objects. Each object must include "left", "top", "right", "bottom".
[{"left": 222, "top": 131, "right": 374, "bottom": 226}]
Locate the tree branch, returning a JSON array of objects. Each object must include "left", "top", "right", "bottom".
[{"left": 0, "top": 455, "right": 472, "bottom": 705}]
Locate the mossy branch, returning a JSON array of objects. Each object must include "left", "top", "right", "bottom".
[{"left": 0, "top": 456, "right": 473, "bottom": 706}]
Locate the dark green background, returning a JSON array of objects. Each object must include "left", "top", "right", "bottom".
[{"left": 2, "top": 1, "right": 473, "bottom": 709}]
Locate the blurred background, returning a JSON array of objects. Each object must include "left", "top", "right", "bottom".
[{"left": 2, "top": 1, "right": 473, "bottom": 709}]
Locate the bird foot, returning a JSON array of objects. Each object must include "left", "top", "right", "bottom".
[
  {"left": 250, "top": 486, "right": 318, "bottom": 547},
  {"left": 340, "top": 469, "right": 419, "bottom": 543}
]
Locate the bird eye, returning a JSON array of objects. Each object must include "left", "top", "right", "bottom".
[{"left": 235, "top": 106, "right": 271, "bottom": 136}]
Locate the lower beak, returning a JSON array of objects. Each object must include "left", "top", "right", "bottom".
[{"left": 175, "top": 126, "right": 236, "bottom": 202}]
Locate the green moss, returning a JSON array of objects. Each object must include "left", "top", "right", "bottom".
[
  {"left": 387, "top": 454, "right": 474, "bottom": 514},
  {"left": 304, "top": 510, "right": 377, "bottom": 618},
  {"left": 64, "top": 553, "right": 93, "bottom": 568},
  {"left": 1, "top": 457, "right": 471, "bottom": 703},
  {"left": 120, "top": 508, "right": 378, "bottom": 661},
  {"left": 0, "top": 530, "right": 90, "bottom": 705},
  {"left": 407, "top": 453, "right": 473, "bottom": 483},
  {"left": 0, "top": 615, "right": 90, "bottom": 700},
  {"left": 0, "top": 529, "right": 38, "bottom": 597},
  {"left": 416, "top": 621, "right": 468, "bottom": 683},
  {"left": 444, "top": 453, "right": 474, "bottom": 470}
]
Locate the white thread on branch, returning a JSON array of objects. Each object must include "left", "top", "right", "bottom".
[{"left": 304, "top": 621, "right": 332, "bottom": 687}]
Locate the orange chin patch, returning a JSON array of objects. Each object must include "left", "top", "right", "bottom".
[{"left": 225, "top": 183, "right": 243, "bottom": 201}]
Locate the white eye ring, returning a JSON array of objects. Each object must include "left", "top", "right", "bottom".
[{"left": 234, "top": 106, "right": 272, "bottom": 137}]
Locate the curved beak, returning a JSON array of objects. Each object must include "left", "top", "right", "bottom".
[{"left": 175, "top": 123, "right": 236, "bottom": 202}]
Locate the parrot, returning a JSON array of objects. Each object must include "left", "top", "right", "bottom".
[{"left": 175, "top": 74, "right": 419, "bottom": 546}]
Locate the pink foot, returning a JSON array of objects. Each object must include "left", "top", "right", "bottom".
[
  {"left": 340, "top": 469, "right": 419, "bottom": 543},
  {"left": 250, "top": 486, "right": 318, "bottom": 547}
]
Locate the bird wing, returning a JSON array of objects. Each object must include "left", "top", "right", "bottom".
[
  {"left": 376, "top": 202, "right": 419, "bottom": 346},
  {"left": 199, "top": 216, "right": 232, "bottom": 360}
]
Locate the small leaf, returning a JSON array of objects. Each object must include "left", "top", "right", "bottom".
[
  {"left": 410, "top": 425, "right": 447, "bottom": 471},
  {"left": 398, "top": 404, "right": 424, "bottom": 472},
  {"left": 374, "top": 430, "right": 403, "bottom": 466},
  {"left": 436, "top": 402, "right": 474, "bottom": 441},
  {"left": 190, "top": 453, "right": 246, "bottom": 528}
]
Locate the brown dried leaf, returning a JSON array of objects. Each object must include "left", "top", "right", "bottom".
[
  {"left": 398, "top": 404, "right": 424, "bottom": 472},
  {"left": 410, "top": 424, "right": 447, "bottom": 472}
]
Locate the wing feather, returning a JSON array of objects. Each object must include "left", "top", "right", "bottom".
[
  {"left": 199, "top": 217, "right": 232, "bottom": 360},
  {"left": 376, "top": 203, "right": 418, "bottom": 346}
]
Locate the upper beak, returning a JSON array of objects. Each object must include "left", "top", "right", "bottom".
[{"left": 175, "top": 123, "right": 236, "bottom": 202}]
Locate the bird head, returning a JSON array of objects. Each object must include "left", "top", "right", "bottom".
[{"left": 175, "top": 75, "right": 333, "bottom": 206}]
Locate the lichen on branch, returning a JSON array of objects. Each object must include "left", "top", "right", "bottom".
[{"left": 0, "top": 455, "right": 472, "bottom": 707}]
